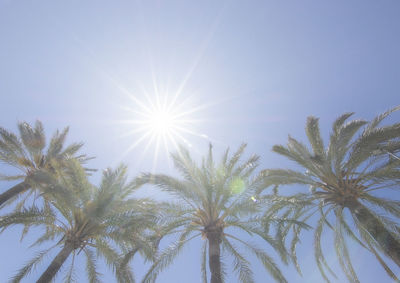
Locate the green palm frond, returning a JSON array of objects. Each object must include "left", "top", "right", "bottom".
[
  {"left": 346, "top": 123, "right": 400, "bottom": 170},
  {"left": 0, "top": 173, "right": 26, "bottom": 181},
  {"left": 84, "top": 248, "right": 102, "bottom": 283},
  {"left": 262, "top": 169, "right": 315, "bottom": 188},
  {"left": 314, "top": 207, "right": 336, "bottom": 282},
  {"left": 368, "top": 244, "right": 400, "bottom": 282},
  {"left": 330, "top": 119, "right": 368, "bottom": 173},
  {"left": 142, "top": 231, "right": 200, "bottom": 283},
  {"left": 116, "top": 248, "right": 137, "bottom": 283},
  {"left": 289, "top": 225, "right": 302, "bottom": 275},
  {"left": 0, "top": 206, "right": 54, "bottom": 229},
  {"left": 64, "top": 252, "right": 77, "bottom": 283},
  {"left": 9, "top": 162, "right": 157, "bottom": 282},
  {"left": 142, "top": 144, "right": 303, "bottom": 283},
  {"left": 225, "top": 233, "right": 287, "bottom": 283},
  {"left": 364, "top": 196, "right": 400, "bottom": 218},
  {"left": 10, "top": 246, "right": 54, "bottom": 283},
  {"left": 0, "top": 121, "right": 94, "bottom": 213},
  {"left": 306, "top": 116, "right": 325, "bottom": 158},
  {"left": 18, "top": 121, "right": 46, "bottom": 155},
  {"left": 139, "top": 173, "right": 203, "bottom": 205},
  {"left": 266, "top": 107, "right": 400, "bottom": 281},
  {"left": 46, "top": 127, "right": 69, "bottom": 158},
  {"left": 222, "top": 237, "right": 254, "bottom": 283},
  {"left": 365, "top": 105, "right": 400, "bottom": 131},
  {"left": 334, "top": 209, "right": 359, "bottom": 283}
]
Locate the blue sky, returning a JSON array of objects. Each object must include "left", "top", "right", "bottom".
[{"left": 0, "top": 0, "right": 399, "bottom": 282}]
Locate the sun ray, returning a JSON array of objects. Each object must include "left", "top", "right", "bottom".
[
  {"left": 116, "top": 130, "right": 154, "bottom": 161},
  {"left": 166, "top": 131, "right": 180, "bottom": 152},
  {"left": 115, "top": 87, "right": 213, "bottom": 169},
  {"left": 172, "top": 130, "right": 193, "bottom": 148},
  {"left": 115, "top": 125, "right": 153, "bottom": 139},
  {"left": 151, "top": 135, "right": 162, "bottom": 173},
  {"left": 172, "top": 125, "right": 209, "bottom": 139}
]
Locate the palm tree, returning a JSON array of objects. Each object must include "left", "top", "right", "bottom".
[
  {"left": 0, "top": 161, "right": 158, "bottom": 283},
  {"left": 0, "top": 120, "right": 91, "bottom": 208},
  {"left": 140, "top": 144, "right": 305, "bottom": 283},
  {"left": 262, "top": 106, "right": 400, "bottom": 282}
]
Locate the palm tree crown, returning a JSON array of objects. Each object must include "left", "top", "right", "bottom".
[
  {"left": 140, "top": 144, "right": 301, "bottom": 283},
  {"left": 0, "top": 161, "right": 158, "bottom": 283},
  {"left": 262, "top": 106, "right": 400, "bottom": 282},
  {"left": 0, "top": 120, "right": 91, "bottom": 208}
]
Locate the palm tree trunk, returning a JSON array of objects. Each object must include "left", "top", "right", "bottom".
[
  {"left": 351, "top": 201, "right": 400, "bottom": 267},
  {"left": 36, "top": 242, "right": 74, "bottom": 283},
  {"left": 208, "top": 233, "right": 222, "bottom": 283},
  {"left": 0, "top": 181, "right": 30, "bottom": 206}
]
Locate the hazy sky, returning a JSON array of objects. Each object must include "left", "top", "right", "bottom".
[{"left": 0, "top": 1, "right": 399, "bottom": 282}]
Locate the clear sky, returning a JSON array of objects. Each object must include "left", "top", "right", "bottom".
[{"left": 0, "top": 0, "right": 399, "bottom": 282}]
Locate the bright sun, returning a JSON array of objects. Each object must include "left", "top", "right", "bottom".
[
  {"left": 148, "top": 109, "right": 175, "bottom": 135},
  {"left": 118, "top": 91, "right": 208, "bottom": 164}
]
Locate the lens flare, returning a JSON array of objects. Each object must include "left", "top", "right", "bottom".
[
  {"left": 148, "top": 110, "right": 174, "bottom": 134},
  {"left": 230, "top": 177, "right": 245, "bottom": 194},
  {"left": 117, "top": 90, "right": 210, "bottom": 167}
]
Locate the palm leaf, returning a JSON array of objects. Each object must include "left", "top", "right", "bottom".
[{"left": 222, "top": 237, "right": 254, "bottom": 283}]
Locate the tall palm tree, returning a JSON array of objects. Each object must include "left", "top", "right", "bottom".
[
  {"left": 0, "top": 161, "right": 158, "bottom": 283},
  {"left": 140, "top": 144, "right": 305, "bottom": 283},
  {"left": 262, "top": 107, "right": 400, "bottom": 282},
  {"left": 0, "top": 120, "right": 91, "bottom": 208}
]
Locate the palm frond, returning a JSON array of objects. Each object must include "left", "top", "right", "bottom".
[
  {"left": 262, "top": 169, "right": 315, "bottom": 187},
  {"left": 269, "top": 108, "right": 400, "bottom": 281},
  {"left": 64, "top": 252, "right": 77, "bottom": 283},
  {"left": 18, "top": 121, "right": 46, "bottom": 155},
  {"left": 306, "top": 116, "right": 325, "bottom": 158},
  {"left": 142, "top": 231, "right": 200, "bottom": 283},
  {"left": 222, "top": 237, "right": 254, "bottom": 283},
  {"left": 347, "top": 123, "right": 400, "bottom": 170},
  {"left": 116, "top": 248, "right": 137, "bottom": 283},
  {"left": 365, "top": 105, "right": 400, "bottom": 131},
  {"left": 314, "top": 206, "right": 336, "bottom": 282},
  {"left": 226, "top": 143, "right": 247, "bottom": 173},
  {"left": 334, "top": 209, "right": 359, "bottom": 283},
  {"left": 0, "top": 173, "right": 26, "bottom": 181},
  {"left": 0, "top": 206, "right": 53, "bottom": 228},
  {"left": 331, "top": 119, "right": 368, "bottom": 173},
  {"left": 10, "top": 248, "right": 52, "bottom": 283},
  {"left": 368, "top": 244, "right": 400, "bottom": 282},
  {"left": 84, "top": 248, "right": 102, "bottom": 283},
  {"left": 139, "top": 173, "right": 203, "bottom": 205},
  {"left": 227, "top": 234, "right": 287, "bottom": 283}
]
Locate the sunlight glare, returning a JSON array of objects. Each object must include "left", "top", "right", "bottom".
[
  {"left": 148, "top": 109, "right": 175, "bottom": 135},
  {"left": 116, "top": 89, "right": 210, "bottom": 168}
]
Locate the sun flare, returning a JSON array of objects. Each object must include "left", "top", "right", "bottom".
[
  {"left": 147, "top": 108, "right": 176, "bottom": 135},
  {"left": 118, "top": 90, "right": 208, "bottom": 165},
  {"left": 132, "top": 96, "right": 196, "bottom": 144}
]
